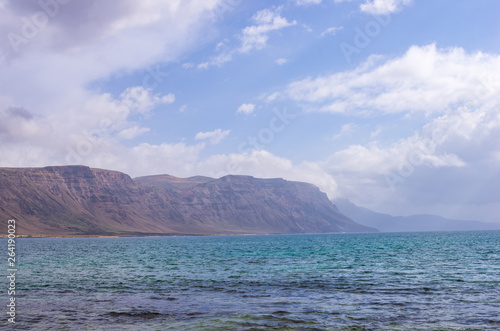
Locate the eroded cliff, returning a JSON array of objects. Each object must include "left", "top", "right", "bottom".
[{"left": 0, "top": 166, "right": 376, "bottom": 236}]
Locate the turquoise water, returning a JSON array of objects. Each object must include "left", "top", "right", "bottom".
[{"left": 3, "top": 231, "right": 500, "bottom": 330}]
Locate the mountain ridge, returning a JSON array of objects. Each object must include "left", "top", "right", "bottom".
[
  {"left": 0, "top": 166, "right": 376, "bottom": 236},
  {"left": 333, "top": 198, "right": 500, "bottom": 232}
]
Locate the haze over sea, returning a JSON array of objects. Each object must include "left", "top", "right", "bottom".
[{"left": 6, "top": 231, "right": 500, "bottom": 330}]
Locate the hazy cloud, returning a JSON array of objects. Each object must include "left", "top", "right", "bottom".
[
  {"left": 320, "top": 102, "right": 500, "bottom": 221},
  {"left": 332, "top": 123, "right": 357, "bottom": 140},
  {"left": 276, "top": 58, "right": 288, "bottom": 65}
]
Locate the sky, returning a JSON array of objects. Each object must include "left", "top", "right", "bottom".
[{"left": 0, "top": 0, "right": 499, "bottom": 222}]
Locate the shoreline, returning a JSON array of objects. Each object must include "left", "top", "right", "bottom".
[
  {"left": 0, "top": 232, "right": 267, "bottom": 239},
  {"left": 0, "top": 233, "right": 208, "bottom": 239},
  {"left": 2, "top": 229, "right": 497, "bottom": 239}
]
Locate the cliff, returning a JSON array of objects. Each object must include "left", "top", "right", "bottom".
[
  {"left": 167, "top": 175, "right": 371, "bottom": 234},
  {"left": 0, "top": 166, "right": 376, "bottom": 236}
]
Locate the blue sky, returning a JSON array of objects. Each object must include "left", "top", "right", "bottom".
[{"left": 0, "top": 0, "right": 499, "bottom": 222}]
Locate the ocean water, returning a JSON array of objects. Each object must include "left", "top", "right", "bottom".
[{"left": 3, "top": 231, "right": 500, "bottom": 330}]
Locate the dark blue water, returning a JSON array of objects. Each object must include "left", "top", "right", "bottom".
[{"left": 3, "top": 231, "right": 500, "bottom": 330}]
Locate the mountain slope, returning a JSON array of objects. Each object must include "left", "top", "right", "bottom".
[
  {"left": 143, "top": 174, "right": 374, "bottom": 234},
  {"left": 0, "top": 166, "right": 189, "bottom": 235},
  {"left": 333, "top": 198, "right": 500, "bottom": 232},
  {"left": 0, "top": 166, "right": 375, "bottom": 236}
]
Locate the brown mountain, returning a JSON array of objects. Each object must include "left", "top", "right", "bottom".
[{"left": 0, "top": 166, "right": 376, "bottom": 236}]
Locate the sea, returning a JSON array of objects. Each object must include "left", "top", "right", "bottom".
[{"left": 3, "top": 231, "right": 500, "bottom": 330}]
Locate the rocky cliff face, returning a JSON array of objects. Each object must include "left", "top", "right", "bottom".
[
  {"left": 0, "top": 166, "right": 376, "bottom": 236},
  {"left": 0, "top": 166, "right": 184, "bottom": 235},
  {"left": 167, "top": 175, "right": 371, "bottom": 234}
]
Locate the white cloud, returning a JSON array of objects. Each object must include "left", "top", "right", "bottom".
[
  {"left": 0, "top": 0, "right": 224, "bottom": 171},
  {"left": 324, "top": 137, "right": 465, "bottom": 178},
  {"left": 332, "top": 123, "right": 357, "bottom": 140},
  {"left": 198, "top": 51, "right": 233, "bottom": 69},
  {"left": 123, "top": 142, "right": 206, "bottom": 177},
  {"left": 120, "top": 87, "right": 175, "bottom": 115},
  {"left": 0, "top": 1, "right": 223, "bottom": 59},
  {"left": 319, "top": 100, "right": 500, "bottom": 221},
  {"left": 360, "top": 0, "right": 412, "bottom": 14},
  {"left": 237, "top": 103, "right": 256, "bottom": 114},
  {"left": 286, "top": 44, "right": 500, "bottom": 115},
  {"left": 198, "top": 7, "right": 296, "bottom": 69},
  {"left": 0, "top": 0, "right": 221, "bottom": 121},
  {"left": 302, "top": 24, "right": 313, "bottom": 33},
  {"left": 195, "top": 129, "right": 231, "bottom": 145},
  {"left": 239, "top": 8, "right": 297, "bottom": 53},
  {"left": 0, "top": 107, "right": 40, "bottom": 141},
  {"left": 216, "top": 39, "right": 229, "bottom": 51},
  {"left": 323, "top": 105, "right": 499, "bottom": 179},
  {"left": 117, "top": 126, "right": 150, "bottom": 140},
  {"left": 265, "top": 92, "right": 280, "bottom": 102},
  {"left": 276, "top": 58, "right": 288, "bottom": 65},
  {"left": 370, "top": 127, "right": 383, "bottom": 138},
  {"left": 296, "top": 0, "right": 323, "bottom": 5},
  {"left": 0, "top": 85, "right": 179, "bottom": 169},
  {"left": 198, "top": 150, "right": 340, "bottom": 199},
  {"left": 320, "top": 26, "right": 343, "bottom": 37},
  {"left": 197, "top": 62, "right": 210, "bottom": 69},
  {"left": 334, "top": 0, "right": 412, "bottom": 14}
]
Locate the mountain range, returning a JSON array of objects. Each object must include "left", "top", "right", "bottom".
[
  {"left": 0, "top": 166, "right": 375, "bottom": 236},
  {"left": 334, "top": 198, "right": 500, "bottom": 232}
]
